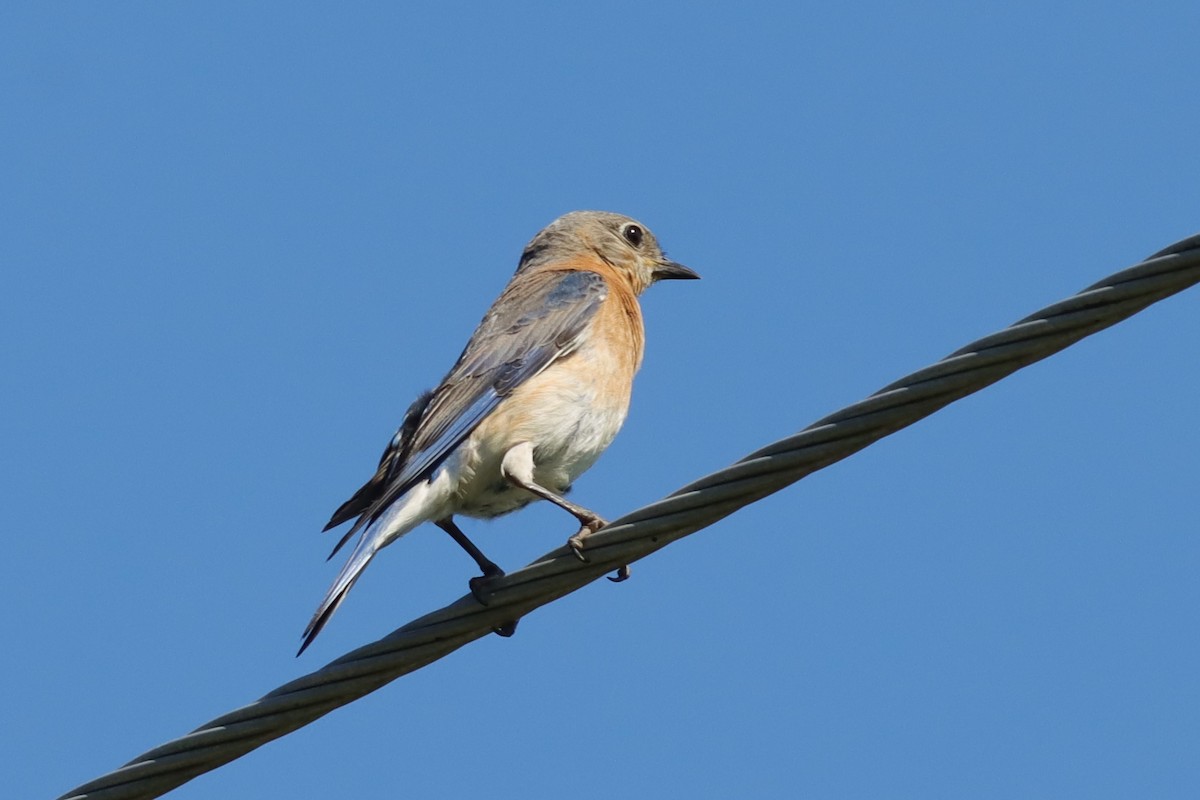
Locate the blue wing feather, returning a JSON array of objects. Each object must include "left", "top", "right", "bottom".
[{"left": 323, "top": 268, "right": 608, "bottom": 553}]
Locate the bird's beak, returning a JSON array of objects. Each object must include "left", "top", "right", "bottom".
[{"left": 653, "top": 259, "right": 701, "bottom": 281}]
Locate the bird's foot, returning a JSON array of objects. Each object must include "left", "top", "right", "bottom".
[
  {"left": 608, "top": 564, "right": 631, "bottom": 583},
  {"left": 567, "top": 515, "right": 608, "bottom": 562},
  {"left": 467, "top": 565, "right": 518, "bottom": 637},
  {"left": 468, "top": 568, "right": 503, "bottom": 606}
]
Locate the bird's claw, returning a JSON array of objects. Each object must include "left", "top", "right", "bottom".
[
  {"left": 469, "top": 576, "right": 497, "bottom": 606},
  {"left": 608, "top": 564, "right": 631, "bottom": 583},
  {"left": 467, "top": 568, "right": 519, "bottom": 637},
  {"left": 567, "top": 515, "right": 608, "bottom": 562},
  {"left": 567, "top": 533, "right": 589, "bottom": 562},
  {"left": 468, "top": 563, "right": 506, "bottom": 606}
]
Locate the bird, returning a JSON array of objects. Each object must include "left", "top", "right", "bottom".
[{"left": 300, "top": 210, "right": 698, "bottom": 654}]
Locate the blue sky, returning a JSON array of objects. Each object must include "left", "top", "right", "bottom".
[{"left": 6, "top": 3, "right": 1200, "bottom": 798}]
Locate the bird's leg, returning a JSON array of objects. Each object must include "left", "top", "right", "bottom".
[
  {"left": 435, "top": 518, "right": 517, "bottom": 637},
  {"left": 500, "top": 444, "right": 626, "bottom": 579},
  {"left": 435, "top": 518, "right": 503, "bottom": 579}
]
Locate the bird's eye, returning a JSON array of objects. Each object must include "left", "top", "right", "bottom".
[{"left": 622, "top": 224, "right": 644, "bottom": 248}]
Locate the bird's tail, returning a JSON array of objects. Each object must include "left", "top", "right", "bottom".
[
  {"left": 299, "top": 481, "right": 436, "bottom": 655},
  {"left": 299, "top": 529, "right": 379, "bottom": 656}
]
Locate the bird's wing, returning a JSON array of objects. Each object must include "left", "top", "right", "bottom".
[
  {"left": 323, "top": 267, "right": 608, "bottom": 555},
  {"left": 322, "top": 389, "right": 433, "bottom": 535}
]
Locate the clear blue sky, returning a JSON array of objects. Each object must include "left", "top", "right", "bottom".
[{"left": 6, "top": 3, "right": 1200, "bottom": 798}]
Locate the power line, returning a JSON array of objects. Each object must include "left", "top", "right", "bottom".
[{"left": 58, "top": 232, "right": 1200, "bottom": 800}]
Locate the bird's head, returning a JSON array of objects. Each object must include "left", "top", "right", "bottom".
[{"left": 519, "top": 210, "right": 699, "bottom": 294}]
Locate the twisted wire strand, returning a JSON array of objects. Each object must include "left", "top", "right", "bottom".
[{"left": 59, "top": 233, "right": 1200, "bottom": 800}]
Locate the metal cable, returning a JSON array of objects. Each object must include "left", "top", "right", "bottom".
[{"left": 59, "top": 232, "right": 1200, "bottom": 800}]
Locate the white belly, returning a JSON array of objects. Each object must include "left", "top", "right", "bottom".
[{"left": 449, "top": 357, "right": 631, "bottom": 519}]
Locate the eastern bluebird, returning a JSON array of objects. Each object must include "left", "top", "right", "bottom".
[{"left": 300, "top": 211, "right": 698, "bottom": 654}]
